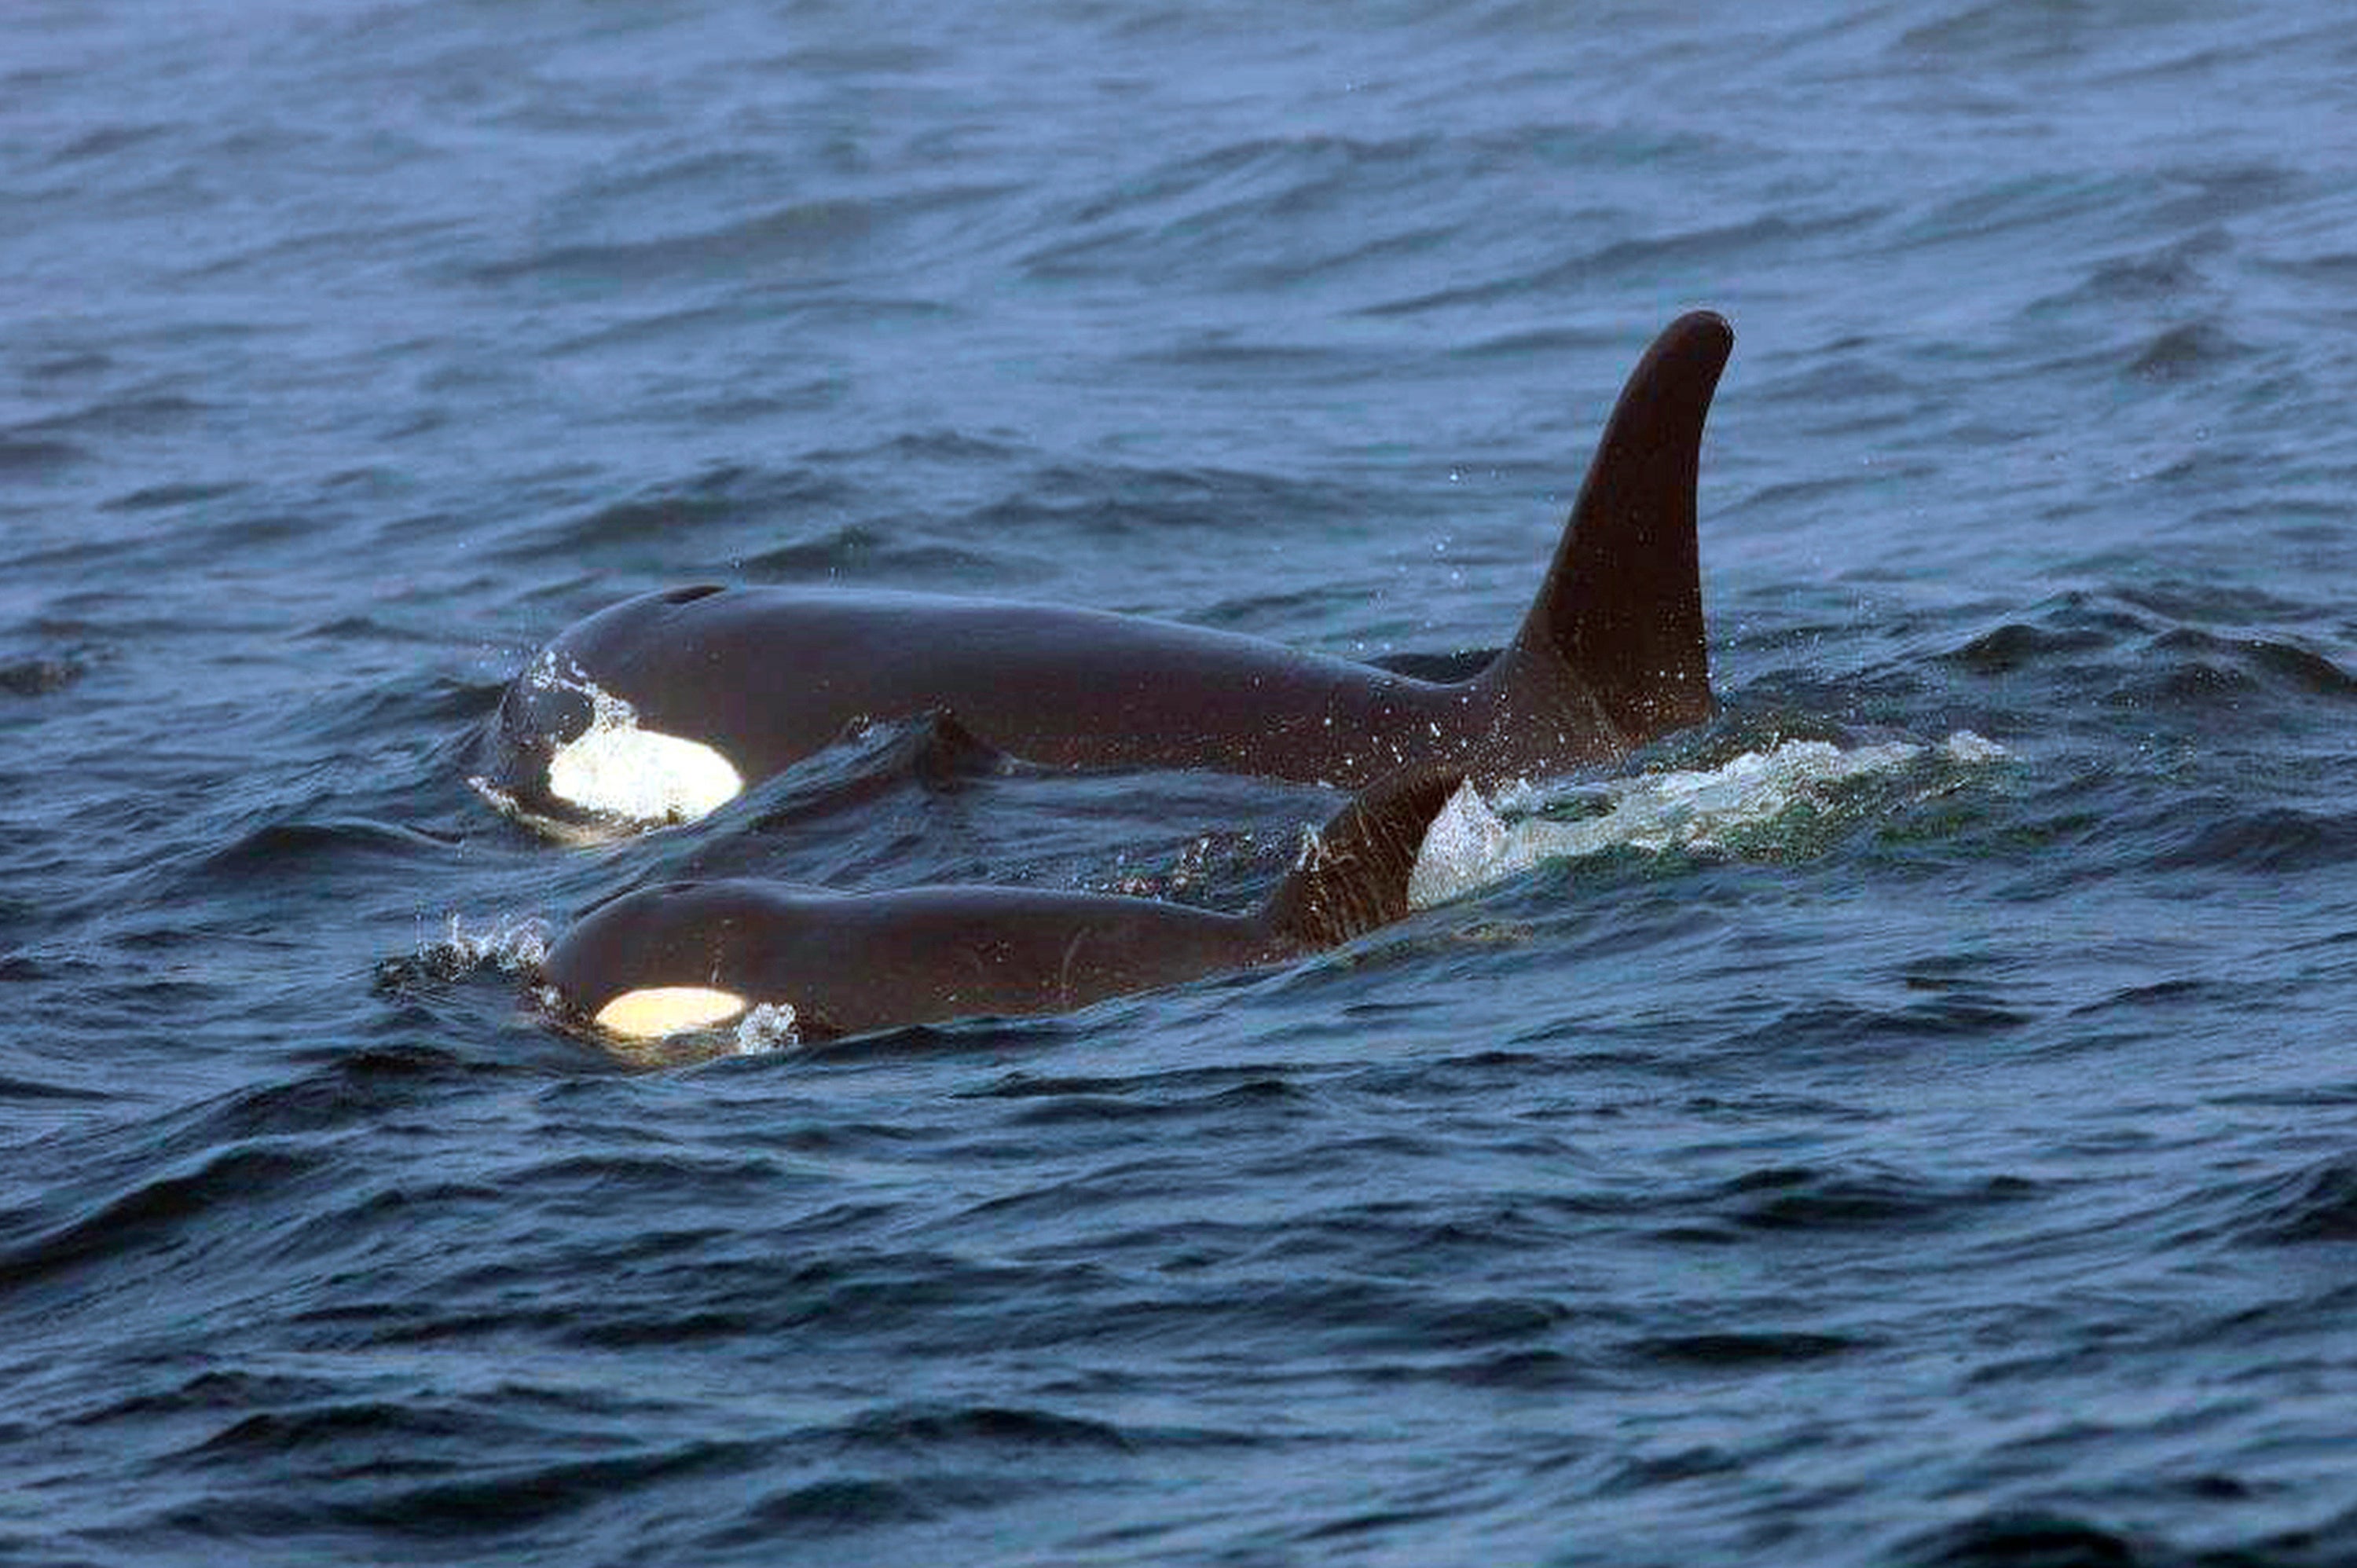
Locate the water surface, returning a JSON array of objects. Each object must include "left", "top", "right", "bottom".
[{"left": 6, "top": 2, "right": 2357, "bottom": 1563}]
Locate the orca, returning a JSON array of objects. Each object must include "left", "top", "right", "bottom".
[
  {"left": 541, "top": 768, "right": 1461, "bottom": 1045},
  {"left": 478, "top": 311, "right": 1732, "bottom": 836}
]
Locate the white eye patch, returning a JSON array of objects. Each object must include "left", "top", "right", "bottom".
[
  {"left": 516, "top": 654, "right": 744, "bottom": 828},
  {"left": 593, "top": 986, "right": 751, "bottom": 1039},
  {"left": 547, "top": 720, "right": 742, "bottom": 826}
]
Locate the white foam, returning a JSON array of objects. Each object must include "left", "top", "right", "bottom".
[
  {"left": 1408, "top": 731, "right": 2007, "bottom": 908},
  {"left": 422, "top": 912, "right": 552, "bottom": 973},
  {"left": 1940, "top": 730, "right": 2009, "bottom": 764},
  {"left": 732, "top": 1002, "right": 801, "bottom": 1054},
  {"left": 463, "top": 774, "right": 626, "bottom": 848},
  {"left": 1406, "top": 779, "right": 1512, "bottom": 910}
]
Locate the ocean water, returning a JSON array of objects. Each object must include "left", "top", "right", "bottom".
[{"left": 7, "top": 1, "right": 2357, "bottom": 1563}]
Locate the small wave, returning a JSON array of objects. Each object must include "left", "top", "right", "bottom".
[
  {"left": 1409, "top": 733, "right": 2007, "bottom": 907},
  {"left": 467, "top": 185, "right": 1006, "bottom": 288},
  {"left": 174, "top": 1046, "right": 478, "bottom": 1147},
  {"left": 1365, "top": 208, "right": 1885, "bottom": 317},
  {"left": 0, "top": 1069, "right": 109, "bottom": 1104},
  {"left": 1893, "top": 1510, "right": 2156, "bottom": 1568},
  {"left": 837, "top": 1403, "right": 1144, "bottom": 1453},
  {"left": 0, "top": 435, "right": 90, "bottom": 474},
  {"left": 1944, "top": 595, "right": 2154, "bottom": 675},
  {"left": 0, "top": 654, "right": 85, "bottom": 697},
  {"left": 2128, "top": 321, "right": 2252, "bottom": 381},
  {"left": 2146, "top": 627, "right": 2357, "bottom": 700},
  {"left": 310, "top": 1441, "right": 752, "bottom": 1537},
  {"left": 530, "top": 464, "right": 859, "bottom": 556},
  {"left": 710, "top": 1475, "right": 1007, "bottom": 1537},
  {"left": 2205, "top": 1156, "right": 2357, "bottom": 1247},
  {"left": 2150, "top": 808, "right": 2357, "bottom": 875},
  {"left": 950, "top": 460, "right": 1367, "bottom": 544},
  {"left": 1, "top": 1144, "right": 324, "bottom": 1287},
  {"left": 21, "top": 391, "right": 211, "bottom": 438},
  {"left": 1623, "top": 1330, "right": 1864, "bottom": 1368},
  {"left": 198, "top": 819, "right": 457, "bottom": 881},
  {"left": 2069, "top": 238, "right": 2219, "bottom": 305},
  {"left": 1696, "top": 1163, "right": 2043, "bottom": 1237},
  {"left": 47, "top": 122, "right": 171, "bottom": 164},
  {"left": 97, "top": 478, "right": 251, "bottom": 513},
  {"left": 1942, "top": 594, "right": 2357, "bottom": 740},
  {"left": 738, "top": 523, "right": 1023, "bottom": 583}
]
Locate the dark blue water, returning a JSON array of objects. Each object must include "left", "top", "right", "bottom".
[{"left": 9, "top": 2, "right": 2357, "bottom": 1563}]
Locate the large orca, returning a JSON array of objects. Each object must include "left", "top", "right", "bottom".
[
  {"left": 542, "top": 768, "right": 1461, "bottom": 1045},
  {"left": 478, "top": 310, "right": 1732, "bottom": 836}
]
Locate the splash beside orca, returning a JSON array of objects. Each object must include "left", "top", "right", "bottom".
[
  {"left": 478, "top": 310, "right": 1734, "bottom": 836},
  {"left": 542, "top": 768, "right": 1462, "bottom": 1046}
]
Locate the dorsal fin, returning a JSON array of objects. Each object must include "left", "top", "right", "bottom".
[
  {"left": 1512, "top": 310, "right": 1732, "bottom": 741},
  {"left": 1261, "top": 768, "right": 1464, "bottom": 949}
]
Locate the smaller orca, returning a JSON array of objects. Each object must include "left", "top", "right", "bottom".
[
  {"left": 478, "top": 311, "right": 1733, "bottom": 836},
  {"left": 541, "top": 768, "right": 1461, "bottom": 1046}
]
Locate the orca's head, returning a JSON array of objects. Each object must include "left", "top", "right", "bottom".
[
  {"left": 469, "top": 655, "right": 602, "bottom": 835},
  {"left": 541, "top": 880, "right": 805, "bottom": 1053},
  {"left": 471, "top": 649, "right": 743, "bottom": 840}
]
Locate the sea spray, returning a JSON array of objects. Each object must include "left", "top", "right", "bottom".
[{"left": 1410, "top": 733, "right": 2006, "bottom": 907}]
